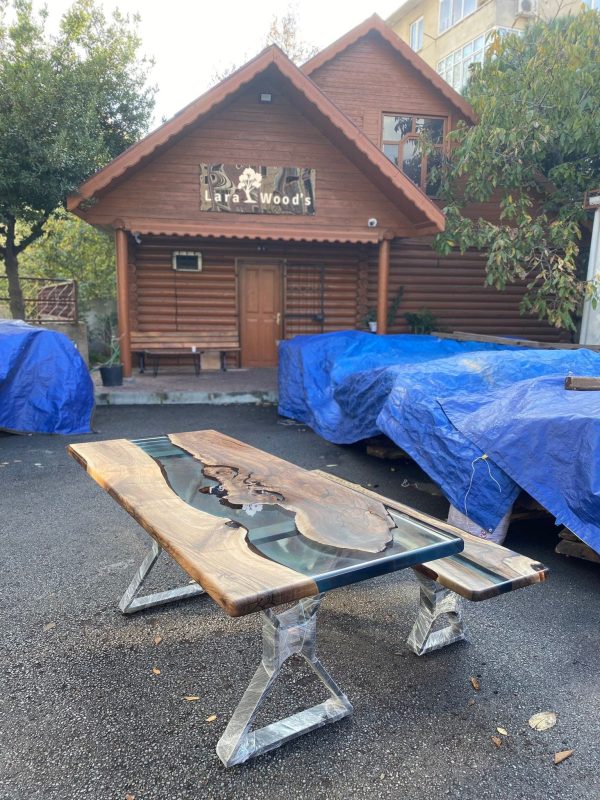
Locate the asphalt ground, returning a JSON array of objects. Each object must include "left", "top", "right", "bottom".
[{"left": 0, "top": 404, "right": 598, "bottom": 800}]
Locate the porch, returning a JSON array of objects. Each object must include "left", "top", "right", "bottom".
[{"left": 93, "top": 366, "right": 278, "bottom": 405}]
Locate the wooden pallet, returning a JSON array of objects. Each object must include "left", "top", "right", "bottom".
[{"left": 555, "top": 528, "right": 600, "bottom": 564}]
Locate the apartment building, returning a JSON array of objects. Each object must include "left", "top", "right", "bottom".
[{"left": 387, "top": 0, "right": 596, "bottom": 91}]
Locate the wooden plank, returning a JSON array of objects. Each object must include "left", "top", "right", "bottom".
[
  {"left": 432, "top": 331, "right": 599, "bottom": 351},
  {"left": 67, "top": 439, "right": 317, "bottom": 617},
  {"left": 170, "top": 430, "right": 395, "bottom": 553},
  {"left": 564, "top": 376, "right": 600, "bottom": 391},
  {"left": 314, "top": 470, "right": 549, "bottom": 601},
  {"left": 555, "top": 527, "right": 600, "bottom": 563}
]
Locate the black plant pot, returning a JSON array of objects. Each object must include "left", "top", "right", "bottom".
[{"left": 99, "top": 364, "right": 123, "bottom": 387}]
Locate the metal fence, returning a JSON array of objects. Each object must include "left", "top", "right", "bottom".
[{"left": 0, "top": 276, "right": 78, "bottom": 322}]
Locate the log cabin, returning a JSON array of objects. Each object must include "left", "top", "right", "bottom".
[{"left": 68, "top": 14, "right": 561, "bottom": 377}]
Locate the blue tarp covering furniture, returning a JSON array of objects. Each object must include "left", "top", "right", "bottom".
[
  {"left": 278, "top": 332, "right": 600, "bottom": 555},
  {"left": 442, "top": 376, "right": 600, "bottom": 556},
  {"left": 278, "top": 331, "right": 514, "bottom": 443},
  {"left": 0, "top": 320, "right": 94, "bottom": 434}
]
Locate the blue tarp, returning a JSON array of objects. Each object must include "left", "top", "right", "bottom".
[
  {"left": 442, "top": 376, "right": 600, "bottom": 555},
  {"left": 375, "top": 348, "right": 600, "bottom": 536},
  {"left": 0, "top": 320, "right": 94, "bottom": 434},
  {"left": 278, "top": 332, "right": 600, "bottom": 553},
  {"left": 278, "top": 331, "right": 515, "bottom": 443}
]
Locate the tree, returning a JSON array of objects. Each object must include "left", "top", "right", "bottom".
[
  {"left": 19, "top": 210, "right": 116, "bottom": 313},
  {"left": 0, "top": 0, "right": 155, "bottom": 319},
  {"left": 211, "top": 3, "right": 317, "bottom": 84},
  {"left": 432, "top": 13, "right": 600, "bottom": 330},
  {"left": 264, "top": 3, "right": 318, "bottom": 65}
]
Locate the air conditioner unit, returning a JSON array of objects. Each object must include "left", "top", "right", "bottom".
[
  {"left": 517, "top": 0, "right": 537, "bottom": 16},
  {"left": 172, "top": 251, "right": 202, "bottom": 271}
]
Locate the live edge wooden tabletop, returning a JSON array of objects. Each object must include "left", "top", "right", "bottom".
[{"left": 68, "top": 431, "right": 462, "bottom": 616}]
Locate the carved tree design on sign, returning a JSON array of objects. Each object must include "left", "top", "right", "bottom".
[{"left": 237, "top": 167, "right": 262, "bottom": 203}]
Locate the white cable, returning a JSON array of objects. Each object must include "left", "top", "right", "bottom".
[{"left": 463, "top": 454, "right": 501, "bottom": 521}]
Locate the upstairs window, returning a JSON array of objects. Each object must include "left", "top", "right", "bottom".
[
  {"left": 439, "top": 0, "right": 476, "bottom": 34},
  {"left": 410, "top": 17, "right": 424, "bottom": 51},
  {"left": 382, "top": 114, "right": 445, "bottom": 196}
]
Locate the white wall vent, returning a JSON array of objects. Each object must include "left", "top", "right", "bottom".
[{"left": 172, "top": 251, "right": 202, "bottom": 271}]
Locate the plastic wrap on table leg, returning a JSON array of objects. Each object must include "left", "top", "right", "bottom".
[
  {"left": 216, "top": 595, "right": 352, "bottom": 766},
  {"left": 407, "top": 572, "right": 469, "bottom": 656}
]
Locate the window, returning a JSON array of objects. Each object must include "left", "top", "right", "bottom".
[
  {"left": 437, "top": 33, "right": 485, "bottom": 90},
  {"left": 584, "top": 0, "right": 599, "bottom": 8},
  {"left": 410, "top": 17, "right": 424, "bottom": 51},
  {"left": 439, "top": 0, "right": 476, "bottom": 34},
  {"left": 382, "top": 114, "right": 445, "bottom": 196},
  {"left": 437, "top": 28, "right": 521, "bottom": 91}
]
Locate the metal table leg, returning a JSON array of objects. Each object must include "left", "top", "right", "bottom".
[
  {"left": 216, "top": 595, "right": 353, "bottom": 767},
  {"left": 407, "top": 571, "right": 469, "bottom": 656},
  {"left": 119, "top": 540, "right": 206, "bottom": 614}
]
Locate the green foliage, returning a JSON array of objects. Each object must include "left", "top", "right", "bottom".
[
  {"left": 19, "top": 211, "right": 115, "bottom": 311},
  {"left": 362, "top": 287, "right": 405, "bottom": 328},
  {"left": 405, "top": 309, "right": 438, "bottom": 335},
  {"left": 432, "top": 13, "right": 600, "bottom": 330},
  {"left": 0, "top": 0, "right": 155, "bottom": 317}
]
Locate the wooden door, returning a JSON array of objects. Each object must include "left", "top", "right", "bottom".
[{"left": 239, "top": 263, "right": 282, "bottom": 367}]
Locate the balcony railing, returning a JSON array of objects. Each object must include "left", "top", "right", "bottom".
[{"left": 0, "top": 276, "right": 78, "bottom": 322}]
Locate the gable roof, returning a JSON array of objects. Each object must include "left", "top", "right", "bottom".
[
  {"left": 302, "top": 14, "right": 476, "bottom": 124},
  {"left": 68, "top": 43, "right": 444, "bottom": 234}
]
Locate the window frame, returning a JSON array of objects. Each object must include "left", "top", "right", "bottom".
[
  {"left": 381, "top": 113, "right": 447, "bottom": 197},
  {"left": 439, "top": 0, "right": 477, "bottom": 35},
  {"left": 409, "top": 16, "right": 424, "bottom": 52}
]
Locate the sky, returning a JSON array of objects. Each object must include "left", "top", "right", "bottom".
[{"left": 40, "top": 0, "right": 403, "bottom": 127}]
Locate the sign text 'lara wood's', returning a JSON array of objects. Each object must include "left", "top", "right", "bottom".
[{"left": 200, "top": 164, "right": 316, "bottom": 215}]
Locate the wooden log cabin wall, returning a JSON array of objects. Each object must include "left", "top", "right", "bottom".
[{"left": 69, "top": 15, "right": 562, "bottom": 376}]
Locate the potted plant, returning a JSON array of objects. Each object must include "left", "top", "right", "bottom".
[
  {"left": 99, "top": 335, "right": 123, "bottom": 386},
  {"left": 363, "top": 308, "right": 378, "bottom": 333},
  {"left": 363, "top": 287, "right": 404, "bottom": 333}
]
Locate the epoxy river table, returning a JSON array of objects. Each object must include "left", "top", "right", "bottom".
[{"left": 68, "top": 430, "right": 464, "bottom": 766}]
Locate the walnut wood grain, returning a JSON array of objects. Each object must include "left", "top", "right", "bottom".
[
  {"left": 170, "top": 430, "right": 394, "bottom": 553},
  {"left": 313, "top": 470, "right": 549, "bottom": 601},
  {"left": 68, "top": 439, "right": 317, "bottom": 616}
]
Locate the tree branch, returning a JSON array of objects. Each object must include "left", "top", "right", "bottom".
[{"left": 15, "top": 213, "right": 51, "bottom": 255}]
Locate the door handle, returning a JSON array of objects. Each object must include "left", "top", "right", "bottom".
[{"left": 276, "top": 312, "right": 281, "bottom": 325}]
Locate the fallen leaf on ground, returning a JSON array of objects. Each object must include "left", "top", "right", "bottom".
[
  {"left": 326, "top": 464, "right": 338, "bottom": 467},
  {"left": 470, "top": 676, "right": 481, "bottom": 691},
  {"left": 154, "top": 635, "right": 162, "bottom": 645},
  {"left": 152, "top": 667, "right": 161, "bottom": 675},
  {"left": 125, "top": 794, "right": 135, "bottom": 800},
  {"left": 43, "top": 622, "right": 56, "bottom": 632},
  {"left": 468, "top": 698, "right": 476, "bottom": 706},
  {"left": 205, "top": 714, "right": 217, "bottom": 723},
  {"left": 528, "top": 711, "right": 557, "bottom": 731},
  {"left": 183, "top": 696, "right": 200, "bottom": 702},
  {"left": 496, "top": 727, "right": 508, "bottom": 736},
  {"left": 491, "top": 736, "right": 502, "bottom": 748},
  {"left": 553, "top": 749, "right": 574, "bottom": 765}
]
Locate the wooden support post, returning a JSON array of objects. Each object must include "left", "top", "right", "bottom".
[
  {"left": 376, "top": 238, "right": 390, "bottom": 335},
  {"left": 115, "top": 228, "right": 132, "bottom": 377}
]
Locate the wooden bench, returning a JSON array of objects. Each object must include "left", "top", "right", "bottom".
[
  {"left": 130, "top": 331, "right": 240, "bottom": 375},
  {"left": 316, "top": 471, "right": 549, "bottom": 655}
]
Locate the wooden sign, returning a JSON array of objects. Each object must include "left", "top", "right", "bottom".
[{"left": 200, "top": 164, "right": 316, "bottom": 215}]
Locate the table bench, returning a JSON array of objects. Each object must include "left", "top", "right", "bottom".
[
  {"left": 317, "top": 471, "right": 549, "bottom": 655},
  {"left": 130, "top": 331, "right": 240, "bottom": 375},
  {"left": 67, "top": 431, "right": 548, "bottom": 767}
]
